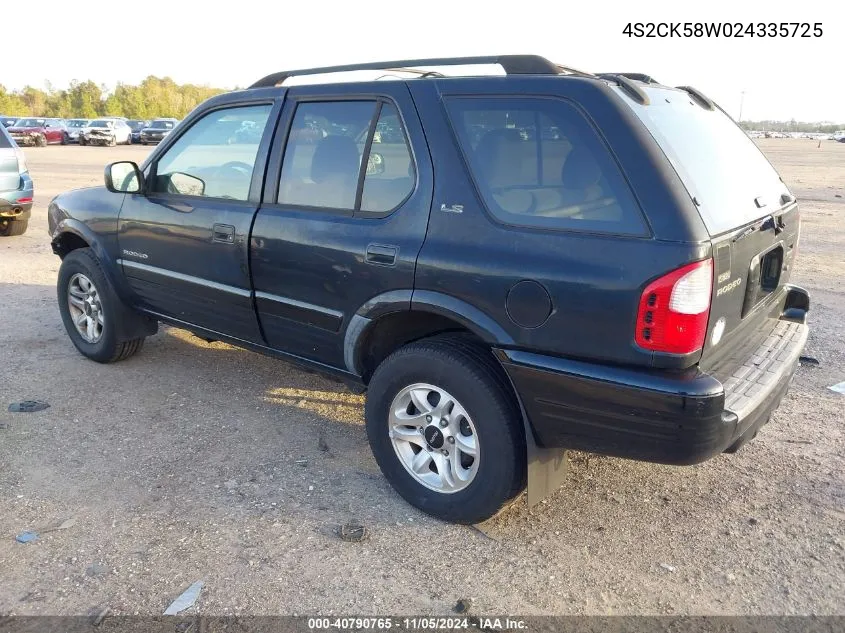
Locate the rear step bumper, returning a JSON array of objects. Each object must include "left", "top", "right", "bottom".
[{"left": 496, "top": 299, "right": 809, "bottom": 466}]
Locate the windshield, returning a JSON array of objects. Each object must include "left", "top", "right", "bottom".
[
  {"left": 128, "top": 121, "right": 146, "bottom": 130},
  {"left": 14, "top": 118, "right": 46, "bottom": 128},
  {"left": 150, "top": 120, "right": 175, "bottom": 129},
  {"left": 89, "top": 120, "right": 113, "bottom": 128},
  {"left": 623, "top": 86, "right": 789, "bottom": 236},
  {"left": 67, "top": 120, "right": 88, "bottom": 128}
]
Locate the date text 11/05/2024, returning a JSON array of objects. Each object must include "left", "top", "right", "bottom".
[
  {"left": 307, "top": 617, "right": 527, "bottom": 630},
  {"left": 623, "top": 22, "right": 823, "bottom": 37}
]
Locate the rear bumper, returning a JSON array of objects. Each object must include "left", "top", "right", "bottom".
[
  {"left": 0, "top": 194, "right": 33, "bottom": 221},
  {"left": 497, "top": 288, "right": 809, "bottom": 466}
]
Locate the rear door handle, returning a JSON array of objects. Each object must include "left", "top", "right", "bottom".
[
  {"left": 212, "top": 223, "right": 235, "bottom": 243},
  {"left": 366, "top": 244, "right": 397, "bottom": 266}
]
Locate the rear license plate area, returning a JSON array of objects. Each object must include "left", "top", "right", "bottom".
[{"left": 741, "top": 244, "right": 784, "bottom": 317}]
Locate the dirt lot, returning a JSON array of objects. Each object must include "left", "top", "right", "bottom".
[{"left": 0, "top": 141, "right": 843, "bottom": 617}]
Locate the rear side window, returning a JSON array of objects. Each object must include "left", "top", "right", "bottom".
[
  {"left": 279, "top": 101, "right": 375, "bottom": 210},
  {"left": 278, "top": 100, "right": 415, "bottom": 214},
  {"left": 445, "top": 97, "right": 647, "bottom": 235}
]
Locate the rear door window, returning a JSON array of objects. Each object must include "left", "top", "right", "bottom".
[
  {"left": 277, "top": 100, "right": 416, "bottom": 215},
  {"left": 445, "top": 96, "right": 647, "bottom": 235}
]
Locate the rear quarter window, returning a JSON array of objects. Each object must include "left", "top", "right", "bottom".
[{"left": 445, "top": 96, "right": 648, "bottom": 236}]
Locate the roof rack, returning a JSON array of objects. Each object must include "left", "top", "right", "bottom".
[
  {"left": 676, "top": 85, "right": 715, "bottom": 110},
  {"left": 596, "top": 74, "right": 650, "bottom": 105},
  {"left": 250, "top": 55, "right": 561, "bottom": 88},
  {"left": 555, "top": 64, "right": 598, "bottom": 78},
  {"left": 606, "top": 72, "right": 659, "bottom": 84}
]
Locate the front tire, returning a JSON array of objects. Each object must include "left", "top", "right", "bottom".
[
  {"left": 57, "top": 248, "right": 145, "bottom": 363},
  {"left": 365, "top": 336, "right": 526, "bottom": 523}
]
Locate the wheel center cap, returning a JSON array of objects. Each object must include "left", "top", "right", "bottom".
[{"left": 424, "top": 426, "right": 445, "bottom": 449}]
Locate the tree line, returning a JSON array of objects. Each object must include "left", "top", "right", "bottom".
[
  {"left": 0, "top": 76, "right": 227, "bottom": 120},
  {"left": 739, "top": 119, "right": 845, "bottom": 133}
]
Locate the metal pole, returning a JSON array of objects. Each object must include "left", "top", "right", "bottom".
[{"left": 739, "top": 91, "right": 745, "bottom": 122}]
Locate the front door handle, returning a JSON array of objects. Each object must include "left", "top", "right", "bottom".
[
  {"left": 366, "top": 244, "right": 397, "bottom": 266},
  {"left": 212, "top": 223, "right": 235, "bottom": 243}
]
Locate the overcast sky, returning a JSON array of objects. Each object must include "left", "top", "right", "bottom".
[{"left": 10, "top": 0, "right": 842, "bottom": 122}]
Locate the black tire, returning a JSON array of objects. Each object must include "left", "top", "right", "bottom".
[
  {"left": 35, "top": 134, "right": 46, "bottom": 147},
  {"left": 79, "top": 137, "right": 87, "bottom": 146},
  {"left": 57, "top": 248, "right": 145, "bottom": 363},
  {"left": 365, "top": 335, "right": 526, "bottom": 523},
  {"left": 61, "top": 132, "right": 68, "bottom": 145},
  {"left": 0, "top": 219, "right": 28, "bottom": 236}
]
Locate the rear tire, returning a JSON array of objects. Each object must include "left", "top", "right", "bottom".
[
  {"left": 365, "top": 335, "right": 526, "bottom": 524},
  {"left": 0, "top": 219, "right": 28, "bottom": 236},
  {"left": 57, "top": 248, "right": 146, "bottom": 363}
]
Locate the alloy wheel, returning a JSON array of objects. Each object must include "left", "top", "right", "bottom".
[
  {"left": 67, "top": 273, "right": 104, "bottom": 343},
  {"left": 388, "top": 383, "right": 480, "bottom": 493}
]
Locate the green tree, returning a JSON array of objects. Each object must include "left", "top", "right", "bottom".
[{"left": 0, "top": 76, "right": 227, "bottom": 118}]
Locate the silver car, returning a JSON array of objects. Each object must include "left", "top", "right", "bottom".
[
  {"left": 0, "top": 124, "right": 34, "bottom": 236},
  {"left": 64, "top": 119, "right": 91, "bottom": 143}
]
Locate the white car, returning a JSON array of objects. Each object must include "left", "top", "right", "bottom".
[{"left": 79, "top": 119, "right": 132, "bottom": 146}]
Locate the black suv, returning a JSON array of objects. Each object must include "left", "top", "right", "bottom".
[{"left": 47, "top": 56, "right": 809, "bottom": 524}]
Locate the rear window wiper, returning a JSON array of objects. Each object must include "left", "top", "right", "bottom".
[
  {"left": 733, "top": 224, "right": 757, "bottom": 243},
  {"left": 734, "top": 211, "right": 787, "bottom": 243}
]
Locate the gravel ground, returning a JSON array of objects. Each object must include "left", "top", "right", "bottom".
[{"left": 0, "top": 141, "right": 843, "bottom": 617}]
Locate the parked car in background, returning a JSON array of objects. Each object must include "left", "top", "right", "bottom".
[
  {"left": 139, "top": 118, "right": 179, "bottom": 144},
  {"left": 65, "top": 119, "right": 90, "bottom": 143},
  {"left": 0, "top": 123, "right": 33, "bottom": 236},
  {"left": 8, "top": 118, "right": 68, "bottom": 146},
  {"left": 80, "top": 119, "right": 132, "bottom": 146},
  {"left": 127, "top": 120, "right": 150, "bottom": 144},
  {"left": 1, "top": 116, "right": 20, "bottom": 128}
]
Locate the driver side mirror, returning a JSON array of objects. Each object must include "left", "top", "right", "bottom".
[{"left": 105, "top": 161, "right": 144, "bottom": 194}]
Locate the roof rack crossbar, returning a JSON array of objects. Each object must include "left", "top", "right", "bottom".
[
  {"left": 596, "top": 73, "right": 650, "bottom": 105},
  {"left": 250, "top": 55, "right": 560, "bottom": 88},
  {"left": 597, "top": 72, "right": 659, "bottom": 84},
  {"left": 676, "top": 85, "right": 715, "bottom": 110},
  {"left": 554, "top": 64, "right": 598, "bottom": 78}
]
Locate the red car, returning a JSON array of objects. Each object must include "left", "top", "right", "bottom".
[{"left": 8, "top": 118, "right": 69, "bottom": 147}]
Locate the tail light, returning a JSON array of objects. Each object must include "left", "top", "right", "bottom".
[{"left": 635, "top": 259, "right": 713, "bottom": 354}]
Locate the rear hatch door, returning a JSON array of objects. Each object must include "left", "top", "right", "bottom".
[{"left": 624, "top": 85, "right": 798, "bottom": 370}]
